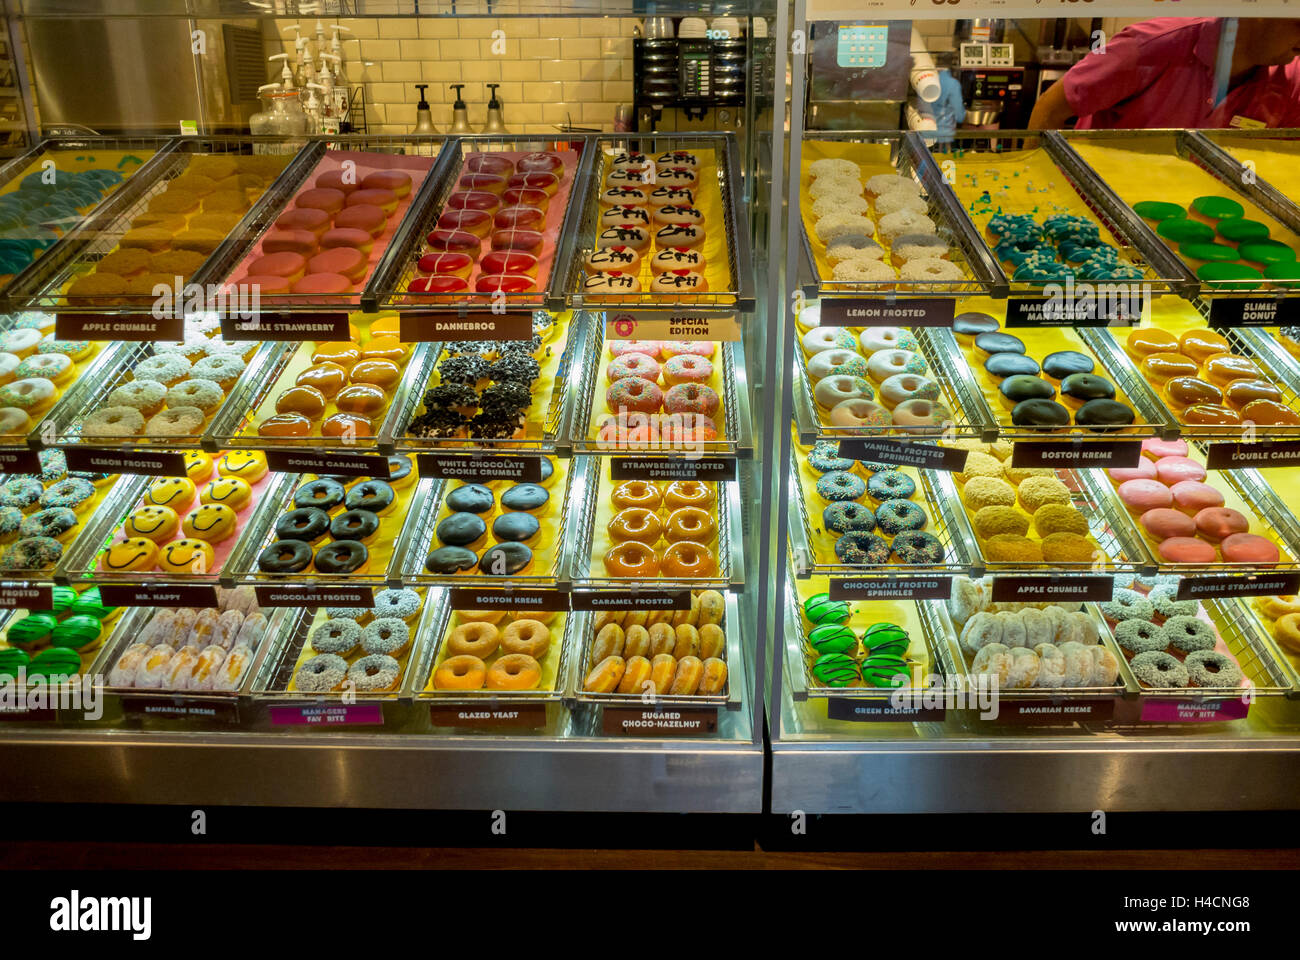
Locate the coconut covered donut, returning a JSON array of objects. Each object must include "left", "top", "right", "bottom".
[
  {"left": 809, "top": 158, "right": 860, "bottom": 181},
  {"left": 831, "top": 259, "right": 895, "bottom": 284},
  {"left": 900, "top": 257, "right": 964, "bottom": 283},
  {"left": 878, "top": 210, "right": 937, "bottom": 243},
  {"left": 827, "top": 236, "right": 884, "bottom": 264},
  {"left": 815, "top": 214, "right": 875, "bottom": 244}
]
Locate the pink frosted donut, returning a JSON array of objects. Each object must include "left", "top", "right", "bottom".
[
  {"left": 1109, "top": 458, "right": 1157, "bottom": 483},
  {"left": 662, "top": 341, "right": 715, "bottom": 359},
  {"left": 1221, "top": 532, "right": 1280, "bottom": 564},
  {"left": 607, "top": 352, "right": 661, "bottom": 384},
  {"left": 1158, "top": 537, "right": 1217, "bottom": 564},
  {"left": 1140, "top": 508, "right": 1196, "bottom": 540},
  {"left": 663, "top": 382, "right": 720, "bottom": 417},
  {"left": 1154, "top": 456, "right": 1207, "bottom": 485},
  {"left": 606, "top": 376, "right": 663, "bottom": 414},
  {"left": 663, "top": 355, "right": 713, "bottom": 386},
  {"left": 1142, "top": 437, "right": 1189, "bottom": 460},
  {"left": 1170, "top": 480, "right": 1225, "bottom": 515},
  {"left": 1118, "top": 479, "right": 1173, "bottom": 513},
  {"left": 1194, "top": 507, "right": 1249, "bottom": 542},
  {"left": 609, "top": 340, "right": 664, "bottom": 360},
  {"left": 658, "top": 413, "right": 717, "bottom": 444}
]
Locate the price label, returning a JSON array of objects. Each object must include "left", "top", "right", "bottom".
[
  {"left": 605, "top": 311, "right": 741, "bottom": 342},
  {"left": 601, "top": 706, "right": 718, "bottom": 736},
  {"left": 270, "top": 703, "right": 384, "bottom": 726},
  {"left": 255, "top": 585, "right": 375, "bottom": 607},
  {"left": 609, "top": 457, "right": 737, "bottom": 482},
  {"left": 990, "top": 575, "right": 1113, "bottom": 603},
  {"left": 56, "top": 313, "right": 184, "bottom": 341},
  {"left": 571, "top": 591, "right": 692, "bottom": 611},
  {"left": 220, "top": 313, "right": 350, "bottom": 341},
  {"left": 837, "top": 437, "right": 968, "bottom": 472},
  {"left": 1011, "top": 440, "right": 1142, "bottom": 469},
  {"left": 63, "top": 447, "right": 186, "bottom": 477},
  {"left": 100, "top": 584, "right": 219, "bottom": 608},
  {"left": 818, "top": 298, "right": 955, "bottom": 327},
  {"left": 264, "top": 450, "right": 391, "bottom": 478},
  {"left": 416, "top": 453, "right": 542, "bottom": 483},
  {"left": 400, "top": 312, "right": 534, "bottom": 342}
]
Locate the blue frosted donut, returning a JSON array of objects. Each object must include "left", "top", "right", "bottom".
[
  {"left": 1043, "top": 214, "right": 1100, "bottom": 244},
  {"left": 866, "top": 470, "right": 915, "bottom": 501},
  {"left": 1013, "top": 261, "right": 1076, "bottom": 285},
  {"left": 891, "top": 530, "right": 944, "bottom": 564},
  {"left": 988, "top": 214, "right": 1042, "bottom": 242},
  {"left": 833, "top": 532, "right": 890, "bottom": 564},
  {"left": 1059, "top": 239, "right": 1114, "bottom": 265},
  {"left": 1185, "top": 650, "right": 1243, "bottom": 688},
  {"left": 995, "top": 236, "right": 1052, "bottom": 267},
  {"left": 0, "top": 506, "right": 20, "bottom": 537},
  {"left": 1161, "top": 615, "right": 1216, "bottom": 655},
  {"left": 857, "top": 460, "right": 893, "bottom": 473},
  {"left": 40, "top": 477, "right": 94, "bottom": 511},
  {"left": 823, "top": 501, "right": 875, "bottom": 534},
  {"left": 807, "top": 440, "right": 854, "bottom": 474},
  {"left": 0, "top": 535, "right": 62, "bottom": 570},
  {"left": 875, "top": 498, "right": 928, "bottom": 535},
  {"left": 815, "top": 470, "right": 866, "bottom": 502},
  {"left": 1130, "top": 650, "right": 1188, "bottom": 688},
  {"left": 19, "top": 507, "right": 76, "bottom": 539},
  {"left": 1077, "top": 261, "right": 1144, "bottom": 282},
  {"left": 0, "top": 477, "right": 42, "bottom": 510},
  {"left": 37, "top": 448, "right": 66, "bottom": 483}
]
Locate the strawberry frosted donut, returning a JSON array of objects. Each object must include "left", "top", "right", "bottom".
[
  {"left": 607, "top": 352, "right": 661, "bottom": 384},
  {"left": 1171, "top": 480, "right": 1225, "bottom": 514},
  {"left": 1141, "top": 437, "right": 1189, "bottom": 460},
  {"left": 1154, "top": 456, "right": 1207, "bottom": 485},
  {"left": 664, "top": 382, "right": 719, "bottom": 418},
  {"left": 1109, "top": 458, "right": 1157, "bottom": 482},
  {"left": 1158, "top": 537, "right": 1217, "bottom": 564},
  {"left": 659, "top": 413, "right": 717, "bottom": 444},
  {"left": 866, "top": 349, "right": 926, "bottom": 384},
  {"left": 1221, "top": 532, "right": 1280, "bottom": 564},
  {"left": 1194, "top": 507, "right": 1249, "bottom": 542},
  {"left": 663, "top": 355, "right": 712, "bottom": 386},
  {"left": 606, "top": 376, "right": 663, "bottom": 414},
  {"left": 1118, "top": 478, "right": 1173, "bottom": 513},
  {"left": 1140, "top": 507, "right": 1196, "bottom": 540},
  {"left": 609, "top": 340, "right": 663, "bottom": 360},
  {"left": 662, "top": 341, "right": 715, "bottom": 359}
]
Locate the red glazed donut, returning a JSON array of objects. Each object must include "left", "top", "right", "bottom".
[
  {"left": 490, "top": 228, "right": 543, "bottom": 253},
  {"left": 480, "top": 250, "right": 539, "bottom": 277},
  {"left": 417, "top": 252, "right": 474, "bottom": 278},
  {"left": 474, "top": 274, "right": 535, "bottom": 294},
  {"left": 447, "top": 191, "right": 500, "bottom": 214},
  {"left": 334, "top": 205, "right": 387, "bottom": 237},
  {"left": 464, "top": 153, "right": 514, "bottom": 176},
  {"left": 437, "top": 209, "right": 492, "bottom": 236},
  {"left": 494, "top": 205, "right": 545, "bottom": 230},
  {"left": 517, "top": 152, "right": 563, "bottom": 173},
  {"left": 503, "top": 187, "right": 549, "bottom": 209},
  {"left": 426, "top": 229, "right": 482, "bottom": 256},
  {"left": 507, "top": 172, "right": 560, "bottom": 195},
  {"left": 459, "top": 172, "right": 507, "bottom": 194}
]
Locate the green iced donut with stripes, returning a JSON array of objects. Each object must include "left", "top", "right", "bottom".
[
  {"left": 860, "top": 653, "right": 911, "bottom": 688},
  {"left": 862, "top": 622, "right": 910, "bottom": 658},
  {"left": 812, "top": 652, "right": 860, "bottom": 687},
  {"left": 807, "top": 623, "right": 858, "bottom": 656},
  {"left": 803, "top": 592, "right": 850, "bottom": 626}
]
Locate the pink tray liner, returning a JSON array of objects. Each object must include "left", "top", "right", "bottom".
[
  {"left": 225, "top": 149, "right": 437, "bottom": 299},
  {"left": 412, "top": 147, "right": 580, "bottom": 298}
]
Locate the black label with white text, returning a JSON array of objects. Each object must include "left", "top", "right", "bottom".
[
  {"left": 1208, "top": 297, "right": 1300, "bottom": 328},
  {"left": 1176, "top": 573, "right": 1300, "bottom": 601},
  {"left": 57, "top": 313, "right": 184, "bottom": 341},
  {"left": 416, "top": 453, "right": 542, "bottom": 483},
  {"left": 100, "top": 584, "right": 219, "bottom": 608},
  {"left": 571, "top": 591, "right": 692, "bottom": 611},
  {"left": 826, "top": 698, "right": 946, "bottom": 723},
  {"left": 122, "top": 697, "right": 240, "bottom": 723},
  {"left": 221, "top": 312, "right": 350, "bottom": 341},
  {"left": 818, "top": 298, "right": 955, "bottom": 327},
  {"left": 255, "top": 586, "right": 375, "bottom": 607},
  {"left": 990, "top": 576, "right": 1114, "bottom": 603},
  {"left": 837, "top": 437, "right": 968, "bottom": 472},
  {"left": 610, "top": 457, "right": 736, "bottom": 482},
  {"left": 0, "top": 448, "right": 40, "bottom": 474},
  {"left": 1206, "top": 441, "right": 1300, "bottom": 470},
  {"left": 64, "top": 447, "right": 185, "bottom": 477},
  {"left": 400, "top": 312, "right": 533, "bottom": 342},
  {"left": 265, "top": 450, "right": 390, "bottom": 478},
  {"left": 1011, "top": 440, "right": 1142, "bottom": 469},
  {"left": 0, "top": 585, "right": 51, "bottom": 609},
  {"left": 829, "top": 577, "right": 951, "bottom": 601},
  {"left": 446, "top": 588, "right": 570, "bottom": 611}
]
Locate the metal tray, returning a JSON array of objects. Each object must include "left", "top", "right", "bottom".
[
  {"left": 568, "top": 312, "right": 753, "bottom": 458},
  {"left": 792, "top": 315, "right": 994, "bottom": 442},
  {"left": 404, "top": 588, "right": 577, "bottom": 705},
  {"left": 569, "top": 588, "right": 743, "bottom": 709},
  {"left": 1236, "top": 597, "right": 1300, "bottom": 697},
  {"left": 39, "top": 340, "right": 289, "bottom": 451},
  {"left": 381, "top": 311, "right": 580, "bottom": 456},
  {"left": 796, "top": 131, "right": 1003, "bottom": 299},
  {"left": 929, "top": 324, "right": 1175, "bottom": 441},
  {"left": 563, "top": 132, "right": 754, "bottom": 311},
  {"left": 933, "top": 465, "right": 1153, "bottom": 577},
  {"left": 19, "top": 338, "right": 136, "bottom": 448},
  {"left": 370, "top": 134, "right": 590, "bottom": 313},
  {"left": 389, "top": 462, "right": 577, "bottom": 590},
  {"left": 7, "top": 136, "right": 318, "bottom": 313},
  {"left": 203, "top": 340, "right": 430, "bottom": 455},
  {"left": 566, "top": 455, "right": 744, "bottom": 593},
  {"left": 787, "top": 445, "right": 975, "bottom": 580}
]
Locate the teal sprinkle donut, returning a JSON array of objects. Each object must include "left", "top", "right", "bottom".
[
  {"left": 1059, "top": 240, "right": 1113, "bottom": 264},
  {"left": 867, "top": 470, "right": 915, "bottom": 501},
  {"left": 0, "top": 506, "right": 21, "bottom": 536},
  {"left": 875, "top": 498, "right": 928, "bottom": 534},
  {"left": 1161, "top": 615, "right": 1216, "bottom": 655},
  {"left": 39, "top": 477, "right": 94, "bottom": 511},
  {"left": 833, "top": 531, "right": 890, "bottom": 564},
  {"left": 0, "top": 477, "right": 42, "bottom": 510},
  {"left": 1185, "top": 650, "right": 1244, "bottom": 688},
  {"left": 37, "top": 448, "right": 66, "bottom": 483},
  {"left": 19, "top": 507, "right": 76, "bottom": 539},
  {"left": 1043, "top": 214, "right": 1100, "bottom": 243},
  {"left": 1131, "top": 650, "right": 1188, "bottom": 688},
  {"left": 1149, "top": 586, "right": 1197, "bottom": 621},
  {"left": 823, "top": 501, "right": 875, "bottom": 534},
  {"left": 1078, "top": 262, "right": 1144, "bottom": 282},
  {"left": 1115, "top": 619, "right": 1167, "bottom": 655},
  {"left": 0, "top": 535, "right": 63, "bottom": 570},
  {"left": 36, "top": 338, "right": 89, "bottom": 357},
  {"left": 807, "top": 440, "right": 854, "bottom": 474},
  {"left": 995, "top": 237, "right": 1052, "bottom": 267},
  {"left": 827, "top": 356, "right": 870, "bottom": 379},
  {"left": 815, "top": 470, "right": 866, "bottom": 502},
  {"left": 891, "top": 530, "right": 944, "bottom": 564},
  {"left": 1014, "top": 261, "right": 1076, "bottom": 284},
  {"left": 1101, "top": 588, "right": 1154, "bottom": 623}
]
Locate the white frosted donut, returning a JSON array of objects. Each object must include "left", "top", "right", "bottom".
[
  {"left": 828, "top": 398, "right": 891, "bottom": 428},
  {"left": 806, "top": 349, "right": 864, "bottom": 383},
  {"left": 831, "top": 259, "right": 894, "bottom": 283},
  {"left": 1034, "top": 643, "right": 1067, "bottom": 687},
  {"left": 1021, "top": 608, "right": 1052, "bottom": 648},
  {"left": 1007, "top": 647, "right": 1040, "bottom": 687},
  {"left": 813, "top": 195, "right": 868, "bottom": 219},
  {"left": 971, "top": 642, "right": 1012, "bottom": 685},
  {"left": 1074, "top": 611, "right": 1100, "bottom": 645},
  {"left": 879, "top": 210, "right": 937, "bottom": 243},
  {"left": 960, "top": 610, "right": 1002, "bottom": 654},
  {"left": 892, "top": 398, "right": 951, "bottom": 432},
  {"left": 827, "top": 236, "right": 884, "bottom": 263},
  {"left": 800, "top": 326, "right": 857, "bottom": 355},
  {"left": 808, "top": 176, "right": 862, "bottom": 200},
  {"left": 878, "top": 373, "right": 940, "bottom": 409},
  {"left": 893, "top": 233, "right": 950, "bottom": 262},
  {"left": 866, "top": 348, "right": 924, "bottom": 383},
  {"left": 1058, "top": 640, "right": 1093, "bottom": 686},
  {"left": 813, "top": 374, "right": 873, "bottom": 409},
  {"left": 1089, "top": 644, "right": 1120, "bottom": 686},
  {"left": 0, "top": 406, "right": 31, "bottom": 434},
  {"left": 900, "top": 257, "right": 964, "bottom": 282},
  {"left": 0, "top": 352, "right": 19, "bottom": 384},
  {"left": 1046, "top": 606, "right": 1081, "bottom": 646},
  {"left": 815, "top": 213, "right": 875, "bottom": 243},
  {"left": 947, "top": 576, "right": 986, "bottom": 628},
  {"left": 998, "top": 610, "right": 1027, "bottom": 649},
  {"left": 859, "top": 327, "right": 918, "bottom": 354},
  {"left": 865, "top": 173, "right": 919, "bottom": 198},
  {"left": 875, "top": 191, "right": 928, "bottom": 217},
  {"left": 0, "top": 328, "right": 41, "bottom": 357},
  {"left": 809, "top": 157, "right": 860, "bottom": 181}
]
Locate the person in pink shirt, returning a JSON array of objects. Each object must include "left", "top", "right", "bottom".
[{"left": 1029, "top": 17, "right": 1300, "bottom": 129}]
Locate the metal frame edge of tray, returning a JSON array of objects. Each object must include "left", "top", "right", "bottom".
[
  {"left": 564, "top": 132, "right": 751, "bottom": 313},
  {"left": 23, "top": 338, "right": 137, "bottom": 450},
  {"left": 1073, "top": 326, "right": 1184, "bottom": 441}
]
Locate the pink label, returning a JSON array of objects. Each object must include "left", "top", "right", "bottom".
[
  {"left": 270, "top": 703, "right": 384, "bottom": 726},
  {"left": 1139, "top": 698, "right": 1250, "bottom": 723}
]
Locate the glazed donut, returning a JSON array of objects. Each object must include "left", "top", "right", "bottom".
[
  {"left": 501, "top": 618, "right": 550, "bottom": 658},
  {"left": 699, "top": 624, "right": 726, "bottom": 659},
  {"left": 664, "top": 481, "right": 715, "bottom": 510},
  {"left": 673, "top": 624, "right": 700, "bottom": 659},
  {"left": 660, "top": 541, "right": 717, "bottom": 579},
  {"left": 1273, "top": 612, "right": 1300, "bottom": 654},
  {"left": 664, "top": 507, "right": 716, "bottom": 543},
  {"left": 157, "top": 537, "right": 215, "bottom": 575},
  {"left": 801, "top": 326, "right": 857, "bottom": 355},
  {"left": 612, "top": 480, "right": 662, "bottom": 511},
  {"left": 584, "top": 655, "right": 625, "bottom": 693},
  {"left": 486, "top": 653, "right": 542, "bottom": 690},
  {"left": 447, "top": 622, "right": 501, "bottom": 659},
  {"left": 608, "top": 507, "right": 662, "bottom": 544},
  {"left": 434, "top": 654, "right": 486, "bottom": 690},
  {"left": 591, "top": 622, "right": 626, "bottom": 661},
  {"left": 124, "top": 505, "right": 179, "bottom": 543},
  {"left": 669, "top": 655, "right": 704, "bottom": 695},
  {"left": 603, "top": 541, "right": 659, "bottom": 577}
]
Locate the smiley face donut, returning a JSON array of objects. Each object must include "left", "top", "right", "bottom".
[
  {"left": 217, "top": 450, "right": 269, "bottom": 483},
  {"left": 182, "top": 503, "right": 238, "bottom": 543},
  {"left": 147, "top": 477, "right": 196, "bottom": 511},
  {"left": 157, "top": 537, "right": 215, "bottom": 575},
  {"left": 200, "top": 476, "right": 252, "bottom": 511},
  {"left": 101, "top": 537, "right": 160, "bottom": 572},
  {"left": 124, "top": 505, "right": 179, "bottom": 543}
]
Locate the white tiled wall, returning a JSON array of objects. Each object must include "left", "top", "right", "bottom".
[{"left": 262, "top": 16, "right": 638, "bottom": 135}]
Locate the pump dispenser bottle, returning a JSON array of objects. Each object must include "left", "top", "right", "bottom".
[
  {"left": 481, "top": 83, "right": 509, "bottom": 134},
  {"left": 448, "top": 83, "right": 473, "bottom": 134},
  {"left": 413, "top": 84, "right": 436, "bottom": 133}
]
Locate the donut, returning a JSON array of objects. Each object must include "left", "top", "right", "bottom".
[
  {"left": 664, "top": 481, "right": 714, "bottom": 511},
  {"left": 664, "top": 507, "right": 716, "bottom": 543},
  {"left": 40, "top": 477, "right": 94, "bottom": 511},
  {"left": 822, "top": 501, "right": 875, "bottom": 535},
  {"left": 361, "top": 617, "right": 411, "bottom": 657},
  {"left": 815, "top": 470, "right": 867, "bottom": 502},
  {"left": 157, "top": 537, "right": 215, "bottom": 574},
  {"left": 1221, "top": 532, "right": 1280, "bottom": 564},
  {"left": 314, "top": 539, "right": 369, "bottom": 574},
  {"left": 309, "top": 618, "right": 362, "bottom": 657},
  {"left": 866, "top": 470, "right": 915, "bottom": 501},
  {"left": 479, "top": 541, "right": 532, "bottom": 575},
  {"left": 501, "top": 619, "right": 550, "bottom": 659},
  {"left": 892, "top": 398, "right": 951, "bottom": 431},
  {"left": 275, "top": 507, "right": 330, "bottom": 544},
  {"left": 608, "top": 508, "right": 661, "bottom": 544},
  {"left": 865, "top": 349, "right": 925, "bottom": 384},
  {"left": 586, "top": 246, "right": 640, "bottom": 273},
  {"left": 501, "top": 483, "right": 548, "bottom": 513},
  {"left": 807, "top": 349, "right": 869, "bottom": 383},
  {"left": 892, "top": 530, "right": 945, "bottom": 564},
  {"left": 663, "top": 382, "right": 719, "bottom": 417},
  {"left": 122, "top": 504, "right": 178, "bottom": 543},
  {"left": 606, "top": 376, "right": 663, "bottom": 414},
  {"left": 1193, "top": 506, "right": 1249, "bottom": 542},
  {"left": 1158, "top": 537, "right": 1218, "bottom": 564},
  {"left": 372, "top": 588, "right": 420, "bottom": 623},
  {"left": 661, "top": 541, "right": 717, "bottom": 579},
  {"left": 829, "top": 398, "right": 891, "bottom": 428},
  {"left": 802, "top": 326, "right": 857, "bottom": 355},
  {"left": 813, "top": 374, "right": 872, "bottom": 409},
  {"left": 875, "top": 499, "right": 928, "bottom": 535},
  {"left": 603, "top": 541, "right": 658, "bottom": 577},
  {"left": 345, "top": 480, "right": 395, "bottom": 515},
  {"left": 1140, "top": 508, "right": 1196, "bottom": 540},
  {"left": 611, "top": 481, "right": 662, "bottom": 511},
  {"left": 434, "top": 655, "right": 487, "bottom": 690},
  {"left": 20, "top": 507, "right": 76, "bottom": 541},
  {"left": 346, "top": 653, "right": 401, "bottom": 692},
  {"left": 1130, "top": 650, "right": 1188, "bottom": 688},
  {"left": 295, "top": 653, "right": 348, "bottom": 692},
  {"left": 330, "top": 509, "right": 380, "bottom": 544},
  {"left": 200, "top": 476, "right": 252, "bottom": 512}
]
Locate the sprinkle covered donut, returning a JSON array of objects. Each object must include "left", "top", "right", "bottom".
[
  {"left": 1115, "top": 619, "right": 1167, "bottom": 655},
  {"left": 310, "top": 618, "right": 361, "bottom": 656},
  {"left": 0, "top": 535, "right": 62, "bottom": 570},
  {"left": 348, "top": 653, "right": 401, "bottom": 691},
  {"left": 1162, "top": 614, "right": 1216, "bottom": 655},
  {"left": 1130, "top": 650, "right": 1188, "bottom": 688},
  {"left": 833, "top": 531, "right": 890, "bottom": 564},
  {"left": 0, "top": 477, "right": 43, "bottom": 510},
  {"left": 295, "top": 653, "right": 348, "bottom": 691},
  {"left": 606, "top": 376, "right": 663, "bottom": 414},
  {"left": 1100, "top": 588, "right": 1154, "bottom": 624},
  {"left": 663, "top": 382, "right": 719, "bottom": 417},
  {"left": 806, "top": 441, "right": 854, "bottom": 474},
  {"left": 40, "top": 477, "right": 94, "bottom": 511},
  {"left": 892, "top": 530, "right": 944, "bottom": 564},
  {"left": 815, "top": 470, "right": 866, "bottom": 502},
  {"left": 361, "top": 617, "right": 411, "bottom": 657},
  {"left": 823, "top": 501, "right": 875, "bottom": 534},
  {"left": 1185, "top": 649, "right": 1243, "bottom": 687},
  {"left": 874, "top": 498, "right": 928, "bottom": 535},
  {"left": 866, "top": 470, "right": 915, "bottom": 502}
]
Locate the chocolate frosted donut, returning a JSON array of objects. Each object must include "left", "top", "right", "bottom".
[
  {"left": 952, "top": 312, "right": 999, "bottom": 340},
  {"left": 276, "top": 507, "right": 329, "bottom": 543},
  {"left": 258, "top": 538, "right": 312, "bottom": 573},
  {"left": 480, "top": 541, "right": 532, "bottom": 575},
  {"left": 1076, "top": 399, "right": 1135, "bottom": 430},
  {"left": 1000, "top": 375, "right": 1054, "bottom": 405},
  {"left": 1060, "top": 373, "right": 1115, "bottom": 403},
  {"left": 493, "top": 511, "right": 540, "bottom": 542},
  {"left": 437, "top": 511, "right": 486, "bottom": 546},
  {"left": 293, "top": 478, "right": 345, "bottom": 512},
  {"left": 985, "top": 353, "right": 1040, "bottom": 379},
  {"left": 1012, "top": 398, "right": 1071, "bottom": 428},
  {"left": 344, "top": 480, "right": 394, "bottom": 515},
  {"left": 501, "top": 482, "right": 548, "bottom": 512},
  {"left": 314, "top": 539, "right": 369, "bottom": 574},
  {"left": 974, "top": 332, "right": 1025, "bottom": 356},
  {"left": 330, "top": 508, "right": 380, "bottom": 542},
  {"left": 425, "top": 545, "right": 478, "bottom": 574},
  {"left": 1041, "top": 350, "right": 1095, "bottom": 380},
  {"left": 446, "top": 483, "right": 494, "bottom": 514}
]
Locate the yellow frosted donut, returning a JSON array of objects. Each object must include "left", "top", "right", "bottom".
[
  {"left": 217, "top": 450, "right": 269, "bottom": 483},
  {"left": 199, "top": 476, "right": 252, "bottom": 511},
  {"left": 157, "top": 537, "right": 215, "bottom": 575},
  {"left": 123, "top": 505, "right": 179, "bottom": 543},
  {"left": 100, "top": 537, "right": 159, "bottom": 572},
  {"left": 182, "top": 503, "right": 238, "bottom": 543}
]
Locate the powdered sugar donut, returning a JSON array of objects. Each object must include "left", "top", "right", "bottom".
[
  {"left": 607, "top": 352, "right": 661, "bottom": 384},
  {"left": 892, "top": 233, "right": 950, "bottom": 262},
  {"left": 609, "top": 340, "right": 663, "bottom": 360},
  {"left": 814, "top": 374, "right": 873, "bottom": 409},
  {"left": 663, "top": 355, "right": 713, "bottom": 386},
  {"left": 808, "top": 158, "right": 860, "bottom": 181},
  {"left": 878, "top": 373, "right": 939, "bottom": 409},
  {"left": 831, "top": 259, "right": 894, "bottom": 283},
  {"left": 812, "top": 195, "right": 868, "bottom": 219},
  {"left": 801, "top": 326, "right": 857, "bottom": 355},
  {"left": 859, "top": 327, "right": 918, "bottom": 354},
  {"left": 815, "top": 214, "right": 875, "bottom": 244},
  {"left": 829, "top": 398, "right": 891, "bottom": 428},
  {"left": 866, "top": 349, "right": 926, "bottom": 383},
  {"left": 808, "top": 176, "right": 861, "bottom": 201}
]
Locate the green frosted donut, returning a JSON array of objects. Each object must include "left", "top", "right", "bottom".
[
  {"left": 860, "top": 652, "right": 910, "bottom": 687},
  {"left": 1158, "top": 218, "right": 1214, "bottom": 243},
  {"left": 6, "top": 612, "right": 56, "bottom": 648},
  {"left": 1216, "top": 218, "right": 1269, "bottom": 243},
  {"left": 803, "top": 591, "right": 850, "bottom": 626},
  {"left": 1265, "top": 262, "right": 1300, "bottom": 288},
  {"left": 1132, "top": 200, "right": 1186, "bottom": 222},
  {"left": 1197, "top": 262, "right": 1263, "bottom": 290},
  {"left": 0, "top": 647, "right": 30, "bottom": 678},
  {"left": 812, "top": 652, "right": 860, "bottom": 687},
  {"left": 862, "top": 622, "right": 910, "bottom": 658},
  {"left": 1191, "top": 195, "right": 1244, "bottom": 220},
  {"left": 69, "top": 587, "right": 117, "bottom": 621},
  {"left": 1238, "top": 239, "right": 1295, "bottom": 266},
  {"left": 808, "top": 623, "right": 858, "bottom": 656},
  {"left": 27, "top": 646, "right": 81, "bottom": 678},
  {"left": 46, "top": 585, "right": 77, "bottom": 616},
  {"left": 1180, "top": 241, "right": 1239, "bottom": 263},
  {"left": 52, "top": 614, "right": 102, "bottom": 650}
]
